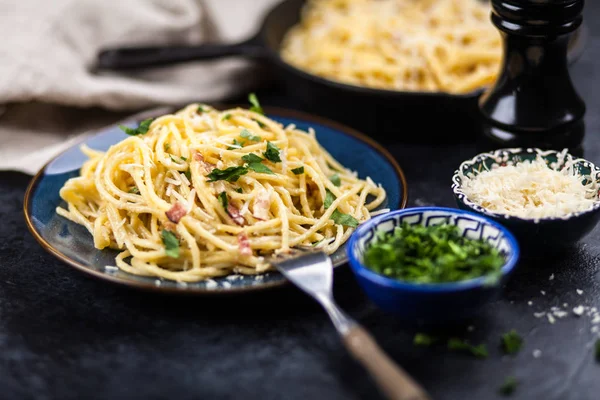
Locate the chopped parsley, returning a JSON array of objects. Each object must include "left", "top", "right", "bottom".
[
  {"left": 330, "top": 173, "right": 341, "bottom": 187},
  {"left": 241, "top": 153, "right": 264, "bottom": 163},
  {"left": 161, "top": 230, "right": 180, "bottom": 258},
  {"left": 218, "top": 192, "right": 228, "bottom": 209},
  {"left": 448, "top": 338, "right": 488, "bottom": 358},
  {"left": 501, "top": 330, "right": 523, "bottom": 355},
  {"left": 128, "top": 187, "right": 140, "bottom": 194},
  {"left": 241, "top": 153, "right": 274, "bottom": 174},
  {"left": 197, "top": 105, "right": 209, "bottom": 114},
  {"left": 414, "top": 333, "right": 437, "bottom": 347},
  {"left": 184, "top": 169, "right": 192, "bottom": 181},
  {"left": 263, "top": 141, "right": 281, "bottom": 162},
  {"left": 248, "top": 92, "right": 264, "bottom": 114},
  {"left": 223, "top": 113, "right": 232, "bottom": 120},
  {"left": 207, "top": 166, "right": 248, "bottom": 182},
  {"left": 248, "top": 162, "right": 274, "bottom": 175},
  {"left": 292, "top": 166, "right": 305, "bottom": 175},
  {"left": 499, "top": 376, "right": 518, "bottom": 396},
  {"left": 164, "top": 143, "right": 171, "bottom": 151},
  {"left": 363, "top": 223, "right": 505, "bottom": 284},
  {"left": 254, "top": 119, "right": 266, "bottom": 128},
  {"left": 236, "top": 188, "right": 243, "bottom": 194},
  {"left": 240, "top": 129, "right": 261, "bottom": 142},
  {"left": 323, "top": 190, "right": 359, "bottom": 228},
  {"left": 119, "top": 118, "right": 153, "bottom": 136},
  {"left": 228, "top": 139, "right": 244, "bottom": 150},
  {"left": 324, "top": 190, "right": 336, "bottom": 209},
  {"left": 595, "top": 339, "right": 600, "bottom": 361}
]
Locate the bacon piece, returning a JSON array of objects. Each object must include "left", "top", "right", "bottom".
[
  {"left": 253, "top": 190, "right": 271, "bottom": 221},
  {"left": 227, "top": 204, "right": 246, "bottom": 226},
  {"left": 237, "top": 232, "right": 252, "bottom": 256},
  {"left": 193, "top": 152, "right": 215, "bottom": 175},
  {"left": 165, "top": 202, "right": 187, "bottom": 223}
]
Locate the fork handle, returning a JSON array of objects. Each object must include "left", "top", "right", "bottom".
[{"left": 343, "top": 326, "right": 431, "bottom": 400}]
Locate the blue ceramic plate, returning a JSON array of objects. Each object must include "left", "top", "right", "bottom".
[{"left": 24, "top": 106, "right": 407, "bottom": 294}]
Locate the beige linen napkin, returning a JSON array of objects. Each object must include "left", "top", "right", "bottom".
[{"left": 0, "top": 0, "right": 278, "bottom": 174}]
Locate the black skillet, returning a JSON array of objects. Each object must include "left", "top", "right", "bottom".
[{"left": 96, "top": 0, "right": 587, "bottom": 143}]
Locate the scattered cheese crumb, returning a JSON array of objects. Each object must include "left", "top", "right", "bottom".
[
  {"left": 177, "top": 282, "right": 188, "bottom": 288},
  {"left": 553, "top": 310, "right": 568, "bottom": 318},
  {"left": 547, "top": 314, "right": 556, "bottom": 324},
  {"left": 577, "top": 289, "right": 583, "bottom": 295},
  {"left": 221, "top": 281, "right": 232, "bottom": 289},
  {"left": 154, "top": 280, "right": 162, "bottom": 286},
  {"left": 573, "top": 306, "right": 585, "bottom": 316},
  {"left": 528, "top": 301, "right": 533, "bottom": 306},
  {"left": 104, "top": 265, "right": 118, "bottom": 272},
  {"left": 533, "top": 349, "right": 542, "bottom": 358},
  {"left": 205, "top": 279, "right": 218, "bottom": 289},
  {"left": 549, "top": 274, "right": 554, "bottom": 281},
  {"left": 540, "top": 290, "right": 546, "bottom": 296},
  {"left": 534, "top": 312, "right": 546, "bottom": 318}
]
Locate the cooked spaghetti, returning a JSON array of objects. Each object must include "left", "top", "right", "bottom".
[
  {"left": 281, "top": 0, "right": 501, "bottom": 93},
  {"left": 56, "top": 101, "right": 386, "bottom": 282}
]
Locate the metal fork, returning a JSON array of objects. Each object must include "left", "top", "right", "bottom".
[{"left": 272, "top": 250, "right": 431, "bottom": 400}]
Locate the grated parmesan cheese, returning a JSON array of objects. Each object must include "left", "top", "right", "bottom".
[
  {"left": 459, "top": 153, "right": 598, "bottom": 219},
  {"left": 205, "top": 279, "right": 218, "bottom": 289},
  {"left": 164, "top": 177, "right": 181, "bottom": 186},
  {"left": 179, "top": 172, "right": 190, "bottom": 187}
]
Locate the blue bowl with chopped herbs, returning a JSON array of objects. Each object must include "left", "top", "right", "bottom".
[{"left": 347, "top": 207, "right": 520, "bottom": 322}]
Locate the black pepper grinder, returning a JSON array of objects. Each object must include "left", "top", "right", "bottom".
[{"left": 479, "top": 0, "right": 585, "bottom": 151}]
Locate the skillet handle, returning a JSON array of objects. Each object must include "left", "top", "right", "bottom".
[{"left": 96, "top": 37, "right": 265, "bottom": 71}]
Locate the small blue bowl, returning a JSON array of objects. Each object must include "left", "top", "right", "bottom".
[
  {"left": 347, "top": 207, "right": 520, "bottom": 323},
  {"left": 452, "top": 148, "right": 600, "bottom": 252}
]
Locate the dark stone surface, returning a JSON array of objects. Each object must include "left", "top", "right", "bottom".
[{"left": 2, "top": 4, "right": 600, "bottom": 400}]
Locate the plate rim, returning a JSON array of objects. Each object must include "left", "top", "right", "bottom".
[{"left": 23, "top": 106, "right": 408, "bottom": 295}]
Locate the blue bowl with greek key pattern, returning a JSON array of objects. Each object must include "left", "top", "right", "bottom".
[{"left": 347, "top": 207, "right": 520, "bottom": 322}]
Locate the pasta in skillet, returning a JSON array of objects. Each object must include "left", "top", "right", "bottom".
[{"left": 281, "top": 0, "right": 501, "bottom": 93}]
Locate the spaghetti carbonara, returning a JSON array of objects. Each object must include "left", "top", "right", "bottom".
[
  {"left": 56, "top": 100, "right": 386, "bottom": 282},
  {"left": 281, "top": 0, "right": 501, "bottom": 93}
]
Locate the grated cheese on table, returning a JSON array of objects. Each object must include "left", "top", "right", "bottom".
[{"left": 460, "top": 155, "right": 598, "bottom": 219}]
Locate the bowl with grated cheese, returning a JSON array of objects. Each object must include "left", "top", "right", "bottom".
[{"left": 452, "top": 148, "right": 600, "bottom": 251}]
